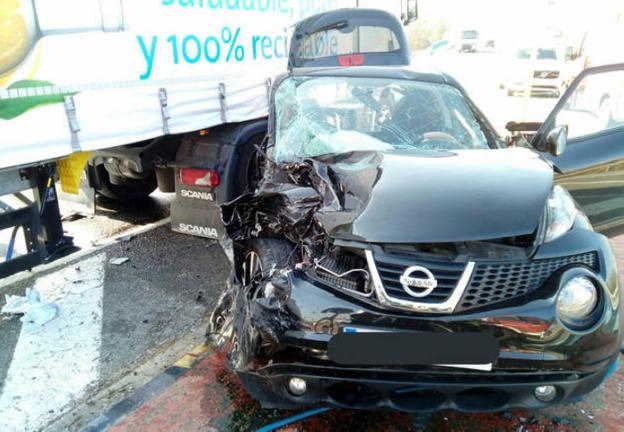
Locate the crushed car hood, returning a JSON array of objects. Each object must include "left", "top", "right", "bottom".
[{"left": 315, "top": 147, "right": 553, "bottom": 243}]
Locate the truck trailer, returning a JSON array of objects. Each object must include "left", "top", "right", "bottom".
[{"left": 0, "top": 0, "right": 417, "bottom": 277}]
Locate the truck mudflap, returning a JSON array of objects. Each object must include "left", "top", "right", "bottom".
[
  {"left": 169, "top": 120, "right": 267, "bottom": 240},
  {"left": 170, "top": 167, "right": 227, "bottom": 240}
]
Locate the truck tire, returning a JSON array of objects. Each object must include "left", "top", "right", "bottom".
[
  {"left": 240, "top": 238, "right": 295, "bottom": 292},
  {"left": 232, "top": 133, "right": 266, "bottom": 198},
  {"left": 94, "top": 165, "right": 157, "bottom": 201}
]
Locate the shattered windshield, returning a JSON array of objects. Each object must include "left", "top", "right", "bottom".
[{"left": 273, "top": 76, "right": 489, "bottom": 162}]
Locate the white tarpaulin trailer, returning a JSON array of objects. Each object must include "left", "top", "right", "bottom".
[
  {"left": 0, "top": 3, "right": 417, "bottom": 278},
  {"left": 0, "top": 0, "right": 415, "bottom": 170}
]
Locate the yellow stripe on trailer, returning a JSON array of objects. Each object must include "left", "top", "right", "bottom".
[{"left": 57, "top": 151, "right": 91, "bottom": 195}]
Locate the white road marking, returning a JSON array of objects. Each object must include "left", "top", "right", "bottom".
[{"left": 0, "top": 254, "right": 106, "bottom": 432}]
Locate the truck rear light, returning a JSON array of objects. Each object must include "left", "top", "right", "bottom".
[{"left": 179, "top": 168, "right": 220, "bottom": 187}]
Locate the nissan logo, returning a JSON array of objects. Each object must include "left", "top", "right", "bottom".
[{"left": 399, "top": 266, "right": 438, "bottom": 298}]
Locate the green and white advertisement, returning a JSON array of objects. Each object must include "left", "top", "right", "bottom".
[{"left": 1, "top": 0, "right": 404, "bottom": 169}]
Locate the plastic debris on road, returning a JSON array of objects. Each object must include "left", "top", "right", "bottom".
[
  {"left": 1, "top": 287, "right": 59, "bottom": 326},
  {"left": 109, "top": 257, "right": 130, "bottom": 265},
  {"left": 21, "top": 302, "right": 60, "bottom": 326},
  {"left": 2, "top": 287, "right": 41, "bottom": 314}
]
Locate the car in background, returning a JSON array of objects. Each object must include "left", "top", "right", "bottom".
[
  {"left": 501, "top": 47, "right": 564, "bottom": 98},
  {"left": 429, "top": 39, "right": 451, "bottom": 56},
  {"left": 459, "top": 30, "right": 479, "bottom": 53}
]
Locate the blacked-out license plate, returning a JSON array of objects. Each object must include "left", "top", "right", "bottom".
[{"left": 328, "top": 331, "right": 499, "bottom": 366}]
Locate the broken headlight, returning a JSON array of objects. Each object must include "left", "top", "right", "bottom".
[{"left": 544, "top": 185, "right": 577, "bottom": 243}]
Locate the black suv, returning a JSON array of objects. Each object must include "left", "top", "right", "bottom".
[{"left": 210, "top": 9, "right": 624, "bottom": 412}]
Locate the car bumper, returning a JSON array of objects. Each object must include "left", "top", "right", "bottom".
[
  {"left": 508, "top": 80, "right": 561, "bottom": 97},
  {"left": 234, "top": 228, "right": 622, "bottom": 411},
  {"left": 239, "top": 357, "right": 619, "bottom": 411},
  {"left": 460, "top": 43, "right": 477, "bottom": 52}
]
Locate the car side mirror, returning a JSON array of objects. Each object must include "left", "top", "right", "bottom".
[
  {"left": 404, "top": 0, "right": 418, "bottom": 24},
  {"left": 546, "top": 125, "right": 567, "bottom": 157}
]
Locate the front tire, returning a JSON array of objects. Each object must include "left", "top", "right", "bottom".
[{"left": 240, "top": 238, "right": 295, "bottom": 292}]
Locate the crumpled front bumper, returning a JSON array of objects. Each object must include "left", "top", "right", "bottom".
[{"left": 232, "top": 229, "right": 622, "bottom": 411}]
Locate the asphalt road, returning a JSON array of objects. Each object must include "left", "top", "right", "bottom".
[
  {"left": 75, "top": 234, "right": 624, "bottom": 432},
  {"left": 0, "top": 192, "right": 230, "bottom": 431}
]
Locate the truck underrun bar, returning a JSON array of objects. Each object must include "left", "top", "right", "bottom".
[{"left": 0, "top": 163, "right": 75, "bottom": 279}]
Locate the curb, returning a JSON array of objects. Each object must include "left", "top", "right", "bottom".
[{"left": 83, "top": 342, "right": 210, "bottom": 432}]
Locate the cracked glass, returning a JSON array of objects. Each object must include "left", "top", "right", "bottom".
[{"left": 273, "top": 76, "right": 489, "bottom": 162}]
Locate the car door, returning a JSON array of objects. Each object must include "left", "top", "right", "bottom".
[{"left": 532, "top": 63, "right": 624, "bottom": 233}]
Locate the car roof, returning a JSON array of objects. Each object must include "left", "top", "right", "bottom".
[{"left": 289, "top": 65, "right": 464, "bottom": 92}]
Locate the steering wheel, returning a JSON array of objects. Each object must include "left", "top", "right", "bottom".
[{"left": 422, "top": 131, "right": 459, "bottom": 143}]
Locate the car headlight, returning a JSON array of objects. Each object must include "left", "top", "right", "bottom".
[
  {"left": 556, "top": 275, "right": 599, "bottom": 329},
  {"left": 557, "top": 276, "right": 598, "bottom": 319},
  {"left": 544, "top": 185, "right": 577, "bottom": 243}
]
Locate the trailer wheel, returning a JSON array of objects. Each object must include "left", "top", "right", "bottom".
[{"left": 93, "top": 165, "right": 157, "bottom": 201}]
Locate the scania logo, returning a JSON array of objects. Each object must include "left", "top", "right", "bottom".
[
  {"left": 178, "top": 223, "right": 218, "bottom": 238},
  {"left": 399, "top": 266, "right": 438, "bottom": 298},
  {"left": 180, "top": 189, "right": 214, "bottom": 201}
]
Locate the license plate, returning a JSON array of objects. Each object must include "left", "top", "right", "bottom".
[{"left": 328, "top": 330, "right": 499, "bottom": 367}]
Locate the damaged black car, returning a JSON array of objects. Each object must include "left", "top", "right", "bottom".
[{"left": 209, "top": 10, "right": 623, "bottom": 412}]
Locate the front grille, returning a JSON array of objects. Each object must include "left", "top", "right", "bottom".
[
  {"left": 533, "top": 70, "right": 559, "bottom": 79},
  {"left": 457, "top": 252, "right": 599, "bottom": 311},
  {"left": 530, "top": 86, "right": 560, "bottom": 98},
  {"left": 371, "top": 247, "right": 599, "bottom": 313},
  {"left": 314, "top": 254, "right": 365, "bottom": 292},
  {"left": 374, "top": 251, "right": 466, "bottom": 304}
]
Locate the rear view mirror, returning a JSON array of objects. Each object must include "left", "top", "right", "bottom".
[
  {"left": 404, "top": 0, "right": 418, "bottom": 24},
  {"left": 546, "top": 125, "right": 567, "bottom": 157}
]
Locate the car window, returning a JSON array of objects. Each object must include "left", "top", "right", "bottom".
[
  {"left": 273, "top": 76, "right": 490, "bottom": 162},
  {"left": 537, "top": 49, "right": 557, "bottom": 60},
  {"left": 556, "top": 69, "right": 624, "bottom": 140},
  {"left": 296, "top": 26, "right": 400, "bottom": 60}
]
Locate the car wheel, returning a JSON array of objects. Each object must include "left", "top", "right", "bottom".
[
  {"left": 240, "top": 238, "right": 295, "bottom": 296},
  {"left": 93, "top": 165, "right": 157, "bottom": 201}
]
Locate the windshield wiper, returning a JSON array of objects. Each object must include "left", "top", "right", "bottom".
[{"left": 315, "top": 20, "right": 349, "bottom": 33}]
